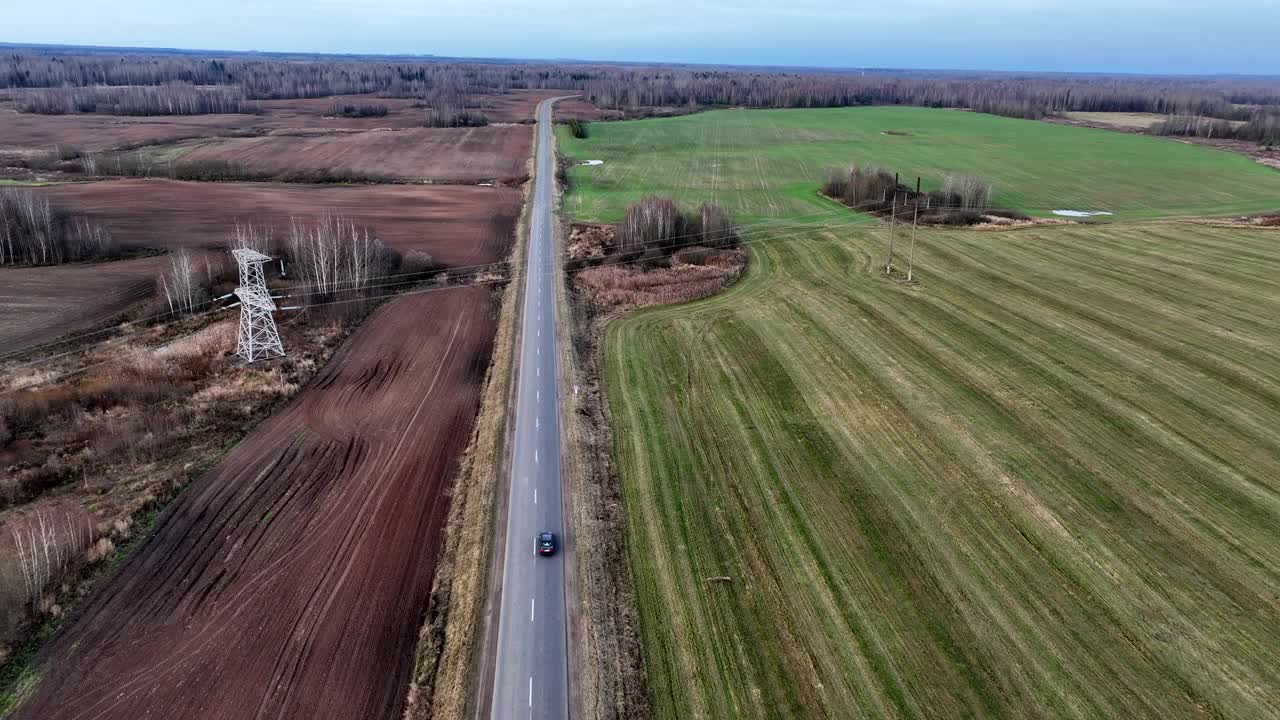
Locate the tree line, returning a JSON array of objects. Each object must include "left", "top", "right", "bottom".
[
  {"left": 3, "top": 49, "right": 1278, "bottom": 125},
  {"left": 0, "top": 188, "right": 117, "bottom": 265},
  {"left": 15, "top": 84, "right": 257, "bottom": 116},
  {"left": 823, "top": 165, "right": 1027, "bottom": 226},
  {"left": 1150, "top": 113, "right": 1280, "bottom": 145}
]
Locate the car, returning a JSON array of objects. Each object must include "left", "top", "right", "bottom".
[{"left": 536, "top": 531, "right": 557, "bottom": 557}]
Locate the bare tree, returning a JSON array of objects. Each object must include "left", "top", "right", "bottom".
[
  {"left": 11, "top": 508, "right": 95, "bottom": 608},
  {"left": 0, "top": 189, "right": 116, "bottom": 265},
  {"left": 621, "top": 197, "right": 681, "bottom": 252},
  {"left": 942, "top": 174, "right": 992, "bottom": 211},
  {"left": 159, "top": 249, "right": 203, "bottom": 315},
  {"left": 284, "top": 215, "right": 400, "bottom": 303}
]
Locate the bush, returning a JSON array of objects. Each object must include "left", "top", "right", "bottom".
[
  {"left": 566, "top": 118, "right": 588, "bottom": 139},
  {"left": 638, "top": 248, "right": 668, "bottom": 270},
  {"left": 424, "top": 108, "right": 488, "bottom": 128},
  {"left": 824, "top": 165, "right": 1016, "bottom": 226},
  {"left": 326, "top": 101, "right": 389, "bottom": 118},
  {"left": 941, "top": 174, "right": 992, "bottom": 211},
  {"left": 400, "top": 250, "right": 439, "bottom": 277}
]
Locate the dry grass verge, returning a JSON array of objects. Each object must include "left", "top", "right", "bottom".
[{"left": 560, "top": 285, "right": 651, "bottom": 720}]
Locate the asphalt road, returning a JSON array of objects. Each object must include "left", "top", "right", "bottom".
[{"left": 490, "top": 97, "right": 570, "bottom": 720}]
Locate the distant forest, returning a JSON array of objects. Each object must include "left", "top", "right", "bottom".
[{"left": 2, "top": 48, "right": 1277, "bottom": 141}]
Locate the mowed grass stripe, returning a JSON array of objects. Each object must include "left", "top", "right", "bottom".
[{"left": 605, "top": 222, "right": 1280, "bottom": 719}]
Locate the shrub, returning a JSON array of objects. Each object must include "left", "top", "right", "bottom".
[
  {"left": 566, "top": 118, "right": 588, "bottom": 139},
  {"left": 326, "top": 101, "right": 389, "bottom": 118},
  {"left": 400, "top": 250, "right": 439, "bottom": 277},
  {"left": 639, "top": 248, "right": 668, "bottom": 270}
]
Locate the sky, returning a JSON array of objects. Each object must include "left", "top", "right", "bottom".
[{"left": 6, "top": 0, "right": 1280, "bottom": 75}]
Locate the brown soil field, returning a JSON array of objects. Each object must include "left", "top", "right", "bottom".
[
  {"left": 11, "top": 285, "right": 500, "bottom": 720},
  {"left": 0, "top": 256, "right": 170, "bottom": 353},
  {"left": 257, "top": 89, "right": 599, "bottom": 125},
  {"left": 552, "top": 96, "right": 617, "bottom": 121},
  {"left": 0, "top": 109, "right": 258, "bottom": 155},
  {"left": 0, "top": 90, "right": 595, "bottom": 155},
  {"left": 5, "top": 179, "right": 518, "bottom": 354},
  {"left": 36, "top": 179, "right": 522, "bottom": 266},
  {"left": 163, "top": 125, "right": 532, "bottom": 183}
]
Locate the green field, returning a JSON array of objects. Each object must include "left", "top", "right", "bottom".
[
  {"left": 559, "top": 108, "right": 1280, "bottom": 719},
  {"left": 557, "top": 106, "right": 1280, "bottom": 222},
  {"left": 606, "top": 222, "right": 1280, "bottom": 719}
]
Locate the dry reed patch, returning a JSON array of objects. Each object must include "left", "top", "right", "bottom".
[
  {"left": 575, "top": 249, "right": 747, "bottom": 308},
  {"left": 567, "top": 222, "right": 618, "bottom": 260},
  {"left": 1182, "top": 212, "right": 1280, "bottom": 228}
]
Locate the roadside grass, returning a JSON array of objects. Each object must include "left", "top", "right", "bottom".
[
  {"left": 556, "top": 106, "right": 1280, "bottom": 222},
  {"left": 603, "top": 220, "right": 1280, "bottom": 719}
]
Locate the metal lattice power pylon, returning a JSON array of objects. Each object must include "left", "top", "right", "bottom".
[{"left": 232, "top": 249, "right": 285, "bottom": 363}]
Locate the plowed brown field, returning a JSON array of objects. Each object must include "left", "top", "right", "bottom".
[
  {"left": 0, "top": 89, "right": 591, "bottom": 155},
  {"left": 164, "top": 125, "right": 531, "bottom": 183},
  {"left": 12, "top": 285, "right": 498, "bottom": 720},
  {"left": 0, "top": 256, "right": 168, "bottom": 354},
  {"left": 0, "top": 109, "right": 258, "bottom": 154},
  {"left": 37, "top": 179, "right": 522, "bottom": 266}
]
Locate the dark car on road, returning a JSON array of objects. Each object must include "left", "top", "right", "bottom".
[{"left": 536, "top": 531, "right": 557, "bottom": 557}]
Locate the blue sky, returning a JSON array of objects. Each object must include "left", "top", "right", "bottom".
[{"left": 7, "top": 0, "right": 1279, "bottom": 75}]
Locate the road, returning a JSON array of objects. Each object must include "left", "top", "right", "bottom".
[{"left": 490, "top": 97, "right": 570, "bottom": 720}]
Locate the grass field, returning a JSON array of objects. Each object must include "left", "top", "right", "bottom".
[
  {"left": 558, "top": 107, "right": 1280, "bottom": 719},
  {"left": 557, "top": 106, "right": 1280, "bottom": 222},
  {"left": 605, "top": 222, "right": 1280, "bottom": 719}
]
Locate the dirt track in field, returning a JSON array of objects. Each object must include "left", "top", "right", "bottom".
[
  {"left": 0, "top": 256, "right": 169, "bottom": 353},
  {"left": 168, "top": 125, "right": 532, "bottom": 183},
  {"left": 12, "top": 285, "right": 499, "bottom": 720},
  {"left": 36, "top": 179, "right": 522, "bottom": 266}
]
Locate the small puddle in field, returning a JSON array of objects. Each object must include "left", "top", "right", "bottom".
[
  {"left": 1053, "top": 210, "right": 1114, "bottom": 217},
  {"left": 580, "top": 160, "right": 604, "bottom": 166}
]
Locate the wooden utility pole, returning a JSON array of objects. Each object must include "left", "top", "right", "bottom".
[
  {"left": 885, "top": 193, "right": 897, "bottom": 274},
  {"left": 907, "top": 198, "right": 919, "bottom": 282}
]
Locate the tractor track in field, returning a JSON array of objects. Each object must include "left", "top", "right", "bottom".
[{"left": 13, "top": 286, "right": 501, "bottom": 720}]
